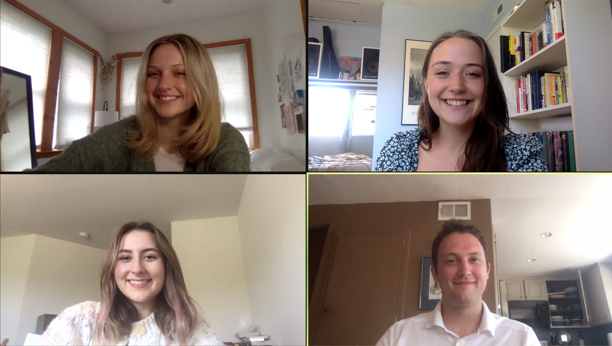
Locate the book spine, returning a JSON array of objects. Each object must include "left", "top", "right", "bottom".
[
  {"left": 561, "top": 72, "right": 566, "bottom": 104},
  {"left": 519, "top": 77, "right": 524, "bottom": 112},
  {"left": 531, "top": 32, "right": 536, "bottom": 55},
  {"left": 549, "top": 4, "right": 557, "bottom": 41},
  {"left": 553, "top": 0, "right": 564, "bottom": 39},
  {"left": 500, "top": 35, "right": 509, "bottom": 73},
  {"left": 551, "top": 76, "right": 557, "bottom": 106},
  {"left": 540, "top": 76, "right": 545, "bottom": 108},
  {"left": 535, "top": 132, "right": 545, "bottom": 164},
  {"left": 554, "top": 132, "right": 564, "bottom": 171},
  {"left": 527, "top": 74, "right": 532, "bottom": 111},
  {"left": 568, "top": 130, "right": 576, "bottom": 171},
  {"left": 515, "top": 78, "right": 520, "bottom": 113},
  {"left": 564, "top": 66, "right": 570, "bottom": 102},
  {"left": 545, "top": 12, "right": 552, "bottom": 44},
  {"left": 561, "top": 131, "right": 570, "bottom": 171},
  {"left": 525, "top": 32, "right": 531, "bottom": 59}
]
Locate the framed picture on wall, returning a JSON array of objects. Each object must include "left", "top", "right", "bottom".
[
  {"left": 402, "top": 39, "right": 432, "bottom": 125},
  {"left": 419, "top": 257, "right": 442, "bottom": 309}
]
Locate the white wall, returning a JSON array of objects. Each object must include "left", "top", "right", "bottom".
[
  {"left": 1, "top": 235, "right": 106, "bottom": 346},
  {"left": 237, "top": 175, "right": 306, "bottom": 346},
  {"left": 0, "top": 235, "right": 35, "bottom": 346},
  {"left": 171, "top": 217, "right": 252, "bottom": 342},
  {"left": 371, "top": 1, "right": 484, "bottom": 168},
  {"left": 261, "top": 1, "right": 306, "bottom": 165}
]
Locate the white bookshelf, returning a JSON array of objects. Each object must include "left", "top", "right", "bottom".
[{"left": 499, "top": 0, "right": 612, "bottom": 171}]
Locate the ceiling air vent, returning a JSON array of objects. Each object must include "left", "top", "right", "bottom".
[{"left": 438, "top": 201, "right": 471, "bottom": 220}]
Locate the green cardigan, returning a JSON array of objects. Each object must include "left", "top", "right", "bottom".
[{"left": 28, "top": 117, "right": 251, "bottom": 172}]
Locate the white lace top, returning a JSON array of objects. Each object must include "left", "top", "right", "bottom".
[{"left": 41, "top": 301, "right": 223, "bottom": 345}]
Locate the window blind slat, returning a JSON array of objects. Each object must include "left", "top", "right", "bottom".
[{"left": 0, "top": 0, "right": 52, "bottom": 147}]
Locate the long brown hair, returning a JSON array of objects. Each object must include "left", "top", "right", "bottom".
[
  {"left": 418, "top": 30, "right": 513, "bottom": 171},
  {"left": 93, "top": 221, "right": 202, "bottom": 345},
  {"left": 126, "top": 33, "right": 223, "bottom": 164}
]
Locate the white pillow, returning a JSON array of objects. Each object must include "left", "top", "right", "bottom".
[{"left": 250, "top": 148, "right": 304, "bottom": 171}]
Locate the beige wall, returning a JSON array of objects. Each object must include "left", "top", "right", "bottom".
[
  {"left": 1, "top": 235, "right": 35, "bottom": 346},
  {"left": 171, "top": 217, "right": 252, "bottom": 342},
  {"left": 237, "top": 175, "right": 306, "bottom": 346},
  {"left": 309, "top": 199, "right": 495, "bottom": 321},
  {"left": 1, "top": 234, "right": 106, "bottom": 346}
]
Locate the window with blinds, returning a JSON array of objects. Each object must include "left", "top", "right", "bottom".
[
  {"left": 53, "top": 37, "right": 95, "bottom": 149},
  {"left": 207, "top": 44, "right": 254, "bottom": 148},
  {"left": 119, "top": 43, "right": 256, "bottom": 149},
  {"left": 0, "top": 0, "right": 52, "bottom": 147},
  {"left": 120, "top": 57, "right": 141, "bottom": 118}
]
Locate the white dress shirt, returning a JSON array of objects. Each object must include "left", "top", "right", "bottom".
[{"left": 377, "top": 301, "right": 541, "bottom": 346}]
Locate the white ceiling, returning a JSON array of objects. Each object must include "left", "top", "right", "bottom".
[
  {"left": 62, "top": 0, "right": 267, "bottom": 34},
  {"left": 0, "top": 175, "right": 247, "bottom": 249},
  {"left": 308, "top": 174, "right": 612, "bottom": 279},
  {"left": 308, "top": 0, "right": 493, "bottom": 28}
]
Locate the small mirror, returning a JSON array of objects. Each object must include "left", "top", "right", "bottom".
[{"left": 0, "top": 66, "right": 37, "bottom": 171}]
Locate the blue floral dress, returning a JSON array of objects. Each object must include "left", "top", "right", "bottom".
[{"left": 374, "top": 128, "right": 548, "bottom": 172}]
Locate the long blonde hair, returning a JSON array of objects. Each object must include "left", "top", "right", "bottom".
[
  {"left": 92, "top": 221, "right": 202, "bottom": 345},
  {"left": 126, "top": 33, "right": 223, "bottom": 163}
]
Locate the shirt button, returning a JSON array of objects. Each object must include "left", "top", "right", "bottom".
[{"left": 457, "top": 340, "right": 463, "bottom": 346}]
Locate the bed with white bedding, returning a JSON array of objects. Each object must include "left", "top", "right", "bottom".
[
  {"left": 250, "top": 147, "right": 304, "bottom": 171},
  {"left": 308, "top": 153, "right": 372, "bottom": 171}
]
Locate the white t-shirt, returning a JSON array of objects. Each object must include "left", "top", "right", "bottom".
[
  {"left": 154, "top": 147, "right": 185, "bottom": 172},
  {"left": 377, "top": 301, "right": 541, "bottom": 346}
]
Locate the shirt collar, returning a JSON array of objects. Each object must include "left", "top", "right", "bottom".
[{"left": 426, "top": 300, "right": 497, "bottom": 337}]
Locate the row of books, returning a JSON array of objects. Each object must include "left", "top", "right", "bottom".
[
  {"left": 529, "top": 131, "right": 576, "bottom": 172},
  {"left": 514, "top": 67, "right": 570, "bottom": 113},
  {"left": 499, "top": 0, "right": 564, "bottom": 72}
]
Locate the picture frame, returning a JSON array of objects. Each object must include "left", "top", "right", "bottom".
[
  {"left": 402, "top": 39, "right": 432, "bottom": 125},
  {"left": 419, "top": 257, "right": 442, "bottom": 309}
]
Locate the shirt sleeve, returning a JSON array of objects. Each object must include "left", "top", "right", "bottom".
[
  {"left": 208, "top": 124, "right": 251, "bottom": 172},
  {"left": 506, "top": 134, "right": 548, "bottom": 172},
  {"left": 188, "top": 321, "right": 224, "bottom": 346},
  {"left": 40, "top": 302, "right": 97, "bottom": 345}
]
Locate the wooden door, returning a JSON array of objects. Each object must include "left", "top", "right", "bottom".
[{"left": 311, "top": 229, "right": 409, "bottom": 345}]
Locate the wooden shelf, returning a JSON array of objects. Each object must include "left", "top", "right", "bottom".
[
  {"left": 504, "top": 37, "right": 567, "bottom": 77},
  {"left": 503, "top": 0, "right": 551, "bottom": 29},
  {"left": 510, "top": 102, "right": 572, "bottom": 120}
]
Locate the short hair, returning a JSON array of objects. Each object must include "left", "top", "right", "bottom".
[
  {"left": 127, "top": 33, "right": 222, "bottom": 164},
  {"left": 418, "top": 30, "right": 513, "bottom": 171},
  {"left": 431, "top": 220, "right": 488, "bottom": 273},
  {"left": 93, "top": 221, "right": 202, "bottom": 345}
]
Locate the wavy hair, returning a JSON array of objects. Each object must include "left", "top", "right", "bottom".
[
  {"left": 126, "top": 33, "right": 223, "bottom": 163},
  {"left": 418, "top": 30, "right": 513, "bottom": 171},
  {"left": 92, "top": 221, "right": 201, "bottom": 345}
]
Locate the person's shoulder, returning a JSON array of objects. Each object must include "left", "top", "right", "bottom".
[
  {"left": 388, "top": 310, "right": 430, "bottom": 328},
  {"left": 219, "top": 122, "right": 242, "bottom": 139},
  {"left": 59, "top": 301, "right": 100, "bottom": 319},
  {"left": 387, "top": 127, "right": 420, "bottom": 144}
]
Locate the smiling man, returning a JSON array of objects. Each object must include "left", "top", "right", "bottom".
[{"left": 377, "top": 220, "right": 540, "bottom": 346}]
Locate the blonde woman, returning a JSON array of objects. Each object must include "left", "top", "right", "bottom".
[
  {"left": 41, "top": 221, "right": 222, "bottom": 345},
  {"left": 30, "top": 34, "right": 250, "bottom": 172}
]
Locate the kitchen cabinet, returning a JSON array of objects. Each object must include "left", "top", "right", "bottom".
[
  {"left": 580, "top": 263, "right": 612, "bottom": 327},
  {"left": 505, "top": 280, "right": 547, "bottom": 301},
  {"left": 524, "top": 280, "right": 548, "bottom": 300},
  {"left": 506, "top": 280, "right": 525, "bottom": 300}
]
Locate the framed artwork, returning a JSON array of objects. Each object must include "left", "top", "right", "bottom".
[
  {"left": 402, "top": 39, "right": 432, "bottom": 125},
  {"left": 419, "top": 257, "right": 442, "bottom": 309}
]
